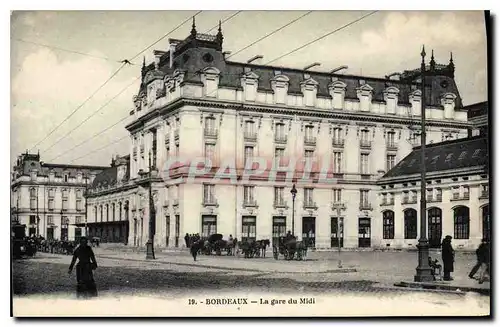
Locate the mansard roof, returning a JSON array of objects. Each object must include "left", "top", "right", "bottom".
[
  {"left": 91, "top": 155, "right": 130, "bottom": 189},
  {"left": 379, "top": 136, "right": 488, "bottom": 181},
  {"left": 138, "top": 29, "right": 464, "bottom": 109}
]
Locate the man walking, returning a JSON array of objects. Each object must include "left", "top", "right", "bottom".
[{"left": 469, "top": 238, "right": 490, "bottom": 283}]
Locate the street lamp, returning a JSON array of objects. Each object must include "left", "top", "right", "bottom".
[
  {"left": 139, "top": 151, "right": 156, "bottom": 260},
  {"left": 414, "top": 45, "right": 433, "bottom": 282},
  {"left": 332, "top": 203, "right": 346, "bottom": 268},
  {"left": 290, "top": 184, "right": 297, "bottom": 236}
]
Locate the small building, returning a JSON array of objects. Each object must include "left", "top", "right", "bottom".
[
  {"left": 83, "top": 155, "right": 134, "bottom": 244},
  {"left": 10, "top": 152, "right": 107, "bottom": 241},
  {"left": 376, "top": 135, "right": 489, "bottom": 250}
]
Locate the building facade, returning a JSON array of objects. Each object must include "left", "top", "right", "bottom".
[
  {"left": 11, "top": 152, "right": 107, "bottom": 240},
  {"left": 377, "top": 135, "right": 489, "bottom": 251},
  {"left": 83, "top": 155, "right": 134, "bottom": 244},
  {"left": 94, "top": 20, "right": 474, "bottom": 249}
]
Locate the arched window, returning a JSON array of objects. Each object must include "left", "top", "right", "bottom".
[
  {"left": 454, "top": 206, "right": 470, "bottom": 239},
  {"left": 404, "top": 208, "right": 418, "bottom": 239},
  {"left": 382, "top": 210, "right": 395, "bottom": 239}
]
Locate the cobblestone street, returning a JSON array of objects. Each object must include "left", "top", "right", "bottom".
[{"left": 12, "top": 249, "right": 490, "bottom": 316}]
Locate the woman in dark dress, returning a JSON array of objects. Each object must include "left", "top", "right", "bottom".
[
  {"left": 68, "top": 236, "right": 98, "bottom": 298},
  {"left": 441, "top": 235, "right": 455, "bottom": 281}
]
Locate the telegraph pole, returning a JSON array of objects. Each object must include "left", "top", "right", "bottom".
[
  {"left": 414, "top": 45, "right": 433, "bottom": 282},
  {"left": 85, "top": 177, "right": 88, "bottom": 238},
  {"left": 36, "top": 187, "right": 40, "bottom": 237}
]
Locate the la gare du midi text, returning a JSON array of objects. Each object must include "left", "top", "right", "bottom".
[{"left": 191, "top": 297, "right": 316, "bottom": 306}]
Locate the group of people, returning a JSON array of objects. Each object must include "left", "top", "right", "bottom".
[
  {"left": 440, "top": 235, "right": 490, "bottom": 284},
  {"left": 184, "top": 233, "right": 202, "bottom": 248}
]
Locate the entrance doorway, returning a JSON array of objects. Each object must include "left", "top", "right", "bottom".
[
  {"left": 47, "top": 227, "right": 54, "bottom": 240},
  {"left": 302, "top": 217, "right": 316, "bottom": 248},
  {"left": 75, "top": 228, "right": 82, "bottom": 241},
  {"left": 272, "top": 216, "right": 286, "bottom": 246},
  {"left": 428, "top": 207, "right": 442, "bottom": 248},
  {"left": 358, "top": 218, "right": 371, "bottom": 248},
  {"left": 331, "top": 217, "right": 344, "bottom": 248}
]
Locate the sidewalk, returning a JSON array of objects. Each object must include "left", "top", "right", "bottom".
[
  {"left": 94, "top": 248, "right": 357, "bottom": 274},
  {"left": 394, "top": 277, "right": 490, "bottom": 295}
]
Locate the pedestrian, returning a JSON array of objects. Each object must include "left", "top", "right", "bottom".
[
  {"left": 469, "top": 238, "right": 489, "bottom": 279},
  {"left": 441, "top": 235, "right": 455, "bottom": 281},
  {"left": 190, "top": 240, "right": 202, "bottom": 261},
  {"left": 184, "top": 233, "right": 190, "bottom": 248},
  {"left": 68, "top": 236, "right": 98, "bottom": 299},
  {"left": 228, "top": 234, "right": 234, "bottom": 255}
]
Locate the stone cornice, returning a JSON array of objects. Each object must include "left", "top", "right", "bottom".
[
  {"left": 126, "top": 96, "right": 472, "bottom": 133},
  {"left": 86, "top": 183, "right": 138, "bottom": 198}
]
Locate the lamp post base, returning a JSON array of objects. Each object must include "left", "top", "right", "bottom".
[
  {"left": 414, "top": 240, "right": 434, "bottom": 282},
  {"left": 146, "top": 240, "right": 155, "bottom": 260}
]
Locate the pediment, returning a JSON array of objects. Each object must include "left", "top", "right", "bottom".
[
  {"left": 203, "top": 67, "right": 221, "bottom": 76},
  {"left": 357, "top": 83, "right": 374, "bottom": 92},
  {"left": 271, "top": 74, "right": 290, "bottom": 83},
  {"left": 328, "top": 80, "right": 347, "bottom": 90},
  {"left": 410, "top": 89, "right": 422, "bottom": 97},
  {"left": 384, "top": 86, "right": 400, "bottom": 95},
  {"left": 300, "top": 77, "right": 319, "bottom": 86},
  {"left": 441, "top": 92, "right": 457, "bottom": 100},
  {"left": 242, "top": 71, "right": 260, "bottom": 80}
]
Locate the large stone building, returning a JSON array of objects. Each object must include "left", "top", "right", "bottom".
[
  {"left": 87, "top": 20, "right": 476, "bottom": 249},
  {"left": 10, "top": 152, "right": 107, "bottom": 240}
]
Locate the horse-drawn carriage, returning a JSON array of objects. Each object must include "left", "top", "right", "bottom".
[
  {"left": 273, "top": 236, "right": 307, "bottom": 260},
  {"left": 239, "top": 239, "right": 270, "bottom": 258}
]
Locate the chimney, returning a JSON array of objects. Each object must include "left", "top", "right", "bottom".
[{"left": 169, "top": 42, "right": 178, "bottom": 69}]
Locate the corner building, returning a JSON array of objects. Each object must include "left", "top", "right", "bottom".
[{"left": 120, "top": 21, "right": 472, "bottom": 249}]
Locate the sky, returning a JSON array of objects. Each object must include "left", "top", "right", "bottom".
[{"left": 10, "top": 10, "right": 488, "bottom": 167}]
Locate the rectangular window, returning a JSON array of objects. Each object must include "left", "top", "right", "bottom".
[
  {"left": 274, "top": 187, "right": 285, "bottom": 206},
  {"left": 75, "top": 216, "right": 82, "bottom": 224},
  {"left": 201, "top": 215, "right": 217, "bottom": 237},
  {"left": 386, "top": 155, "right": 396, "bottom": 171},
  {"left": 387, "top": 132, "right": 396, "bottom": 148},
  {"left": 305, "top": 125, "right": 314, "bottom": 140},
  {"left": 47, "top": 215, "right": 54, "bottom": 225},
  {"left": 360, "top": 154, "right": 369, "bottom": 174},
  {"left": 402, "top": 191, "right": 409, "bottom": 203},
  {"left": 48, "top": 199, "right": 54, "bottom": 210},
  {"left": 411, "top": 191, "right": 417, "bottom": 203},
  {"left": 381, "top": 193, "right": 387, "bottom": 205},
  {"left": 274, "top": 148, "right": 285, "bottom": 158},
  {"left": 241, "top": 216, "right": 257, "bottom": 243},
  {"left": 332, "top": 189, "right": 342, "bottom": 203},
  {"left": 205, "top": 117, "right": 216, "bottom": 132},
  {"left": 62, "top": 189, "right": 69, "bottom": 198},
  {"left": 360, "top": 190, "right": 370, "bottom": 208},
  {"left": 204, "top": 143, "right": 215, "bottom": 162},
  {"left": 360, "top": 130, "right": 370, "bottom": 142},
  {"left": 332, "top": 128, "right": 343, "bottom": 145},
  {"left": 244, "top": 146, "right": 254, "bottom": 165},
  {"left": 30, "top": 197, "right": 36, "bottom": 210},
  {"left": 436, "top": 188, "right": 443, "bottom": 201},
  {"left": 245, "top": 120, "right": 255, "bottom": 136},
  {"left": 29, "top": 215, "right": 36, "bottom": 225},
  {"left": 275, "top": 123, "right": 286, "bottom": 141},
  {"left": 463, "top": 186, "right": 470, "bottom": 199},
  {"left": 304, "top": 188, "right": 314, "bottom": 206},
  {"left": 49, "top": 188, "right": 55, "bottom": 198},
  {"left": 203, "top": 184, "right": 216, "bottom": 204},
  {"left": 426, "top": 188, "right": 433, "bottom": 201},
  {"left": 452, "top": 186, "right": 460, "bottom": 200},
  {"left": 333, "top": 152, "right": 342, "bottom": 173},
  {"left": 76, "top": 199, "right": 82, "bottom": 211},
  {"left": 62, "top": 199, "right": 68, "bottom": 210},
  {"left": 304, "top": 149, "right": 314, "bottom": 158},
  {"left": 243, "top": 186, "right": 255, "bottom": 204}
]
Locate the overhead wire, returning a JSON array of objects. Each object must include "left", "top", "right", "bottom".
[
  {"left": 206, "top": 11, "right": 242, "bottom": 34},
  {"left": 13, "top": 38, "right": 121, "bottom": 63},
  {"left": 61, "top": 11, "right": 378, "bottom": 164}
]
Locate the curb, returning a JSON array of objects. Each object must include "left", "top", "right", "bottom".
[
  {"left": 97, "top": 255, "right": 357, "bottom": 274},
  {"left": 394, "top": 281, "right": 490, "bottom": 295}
]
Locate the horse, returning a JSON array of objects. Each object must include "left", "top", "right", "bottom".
[{"left": 255, "top": 239, "right": 270, "bottom": 258}]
